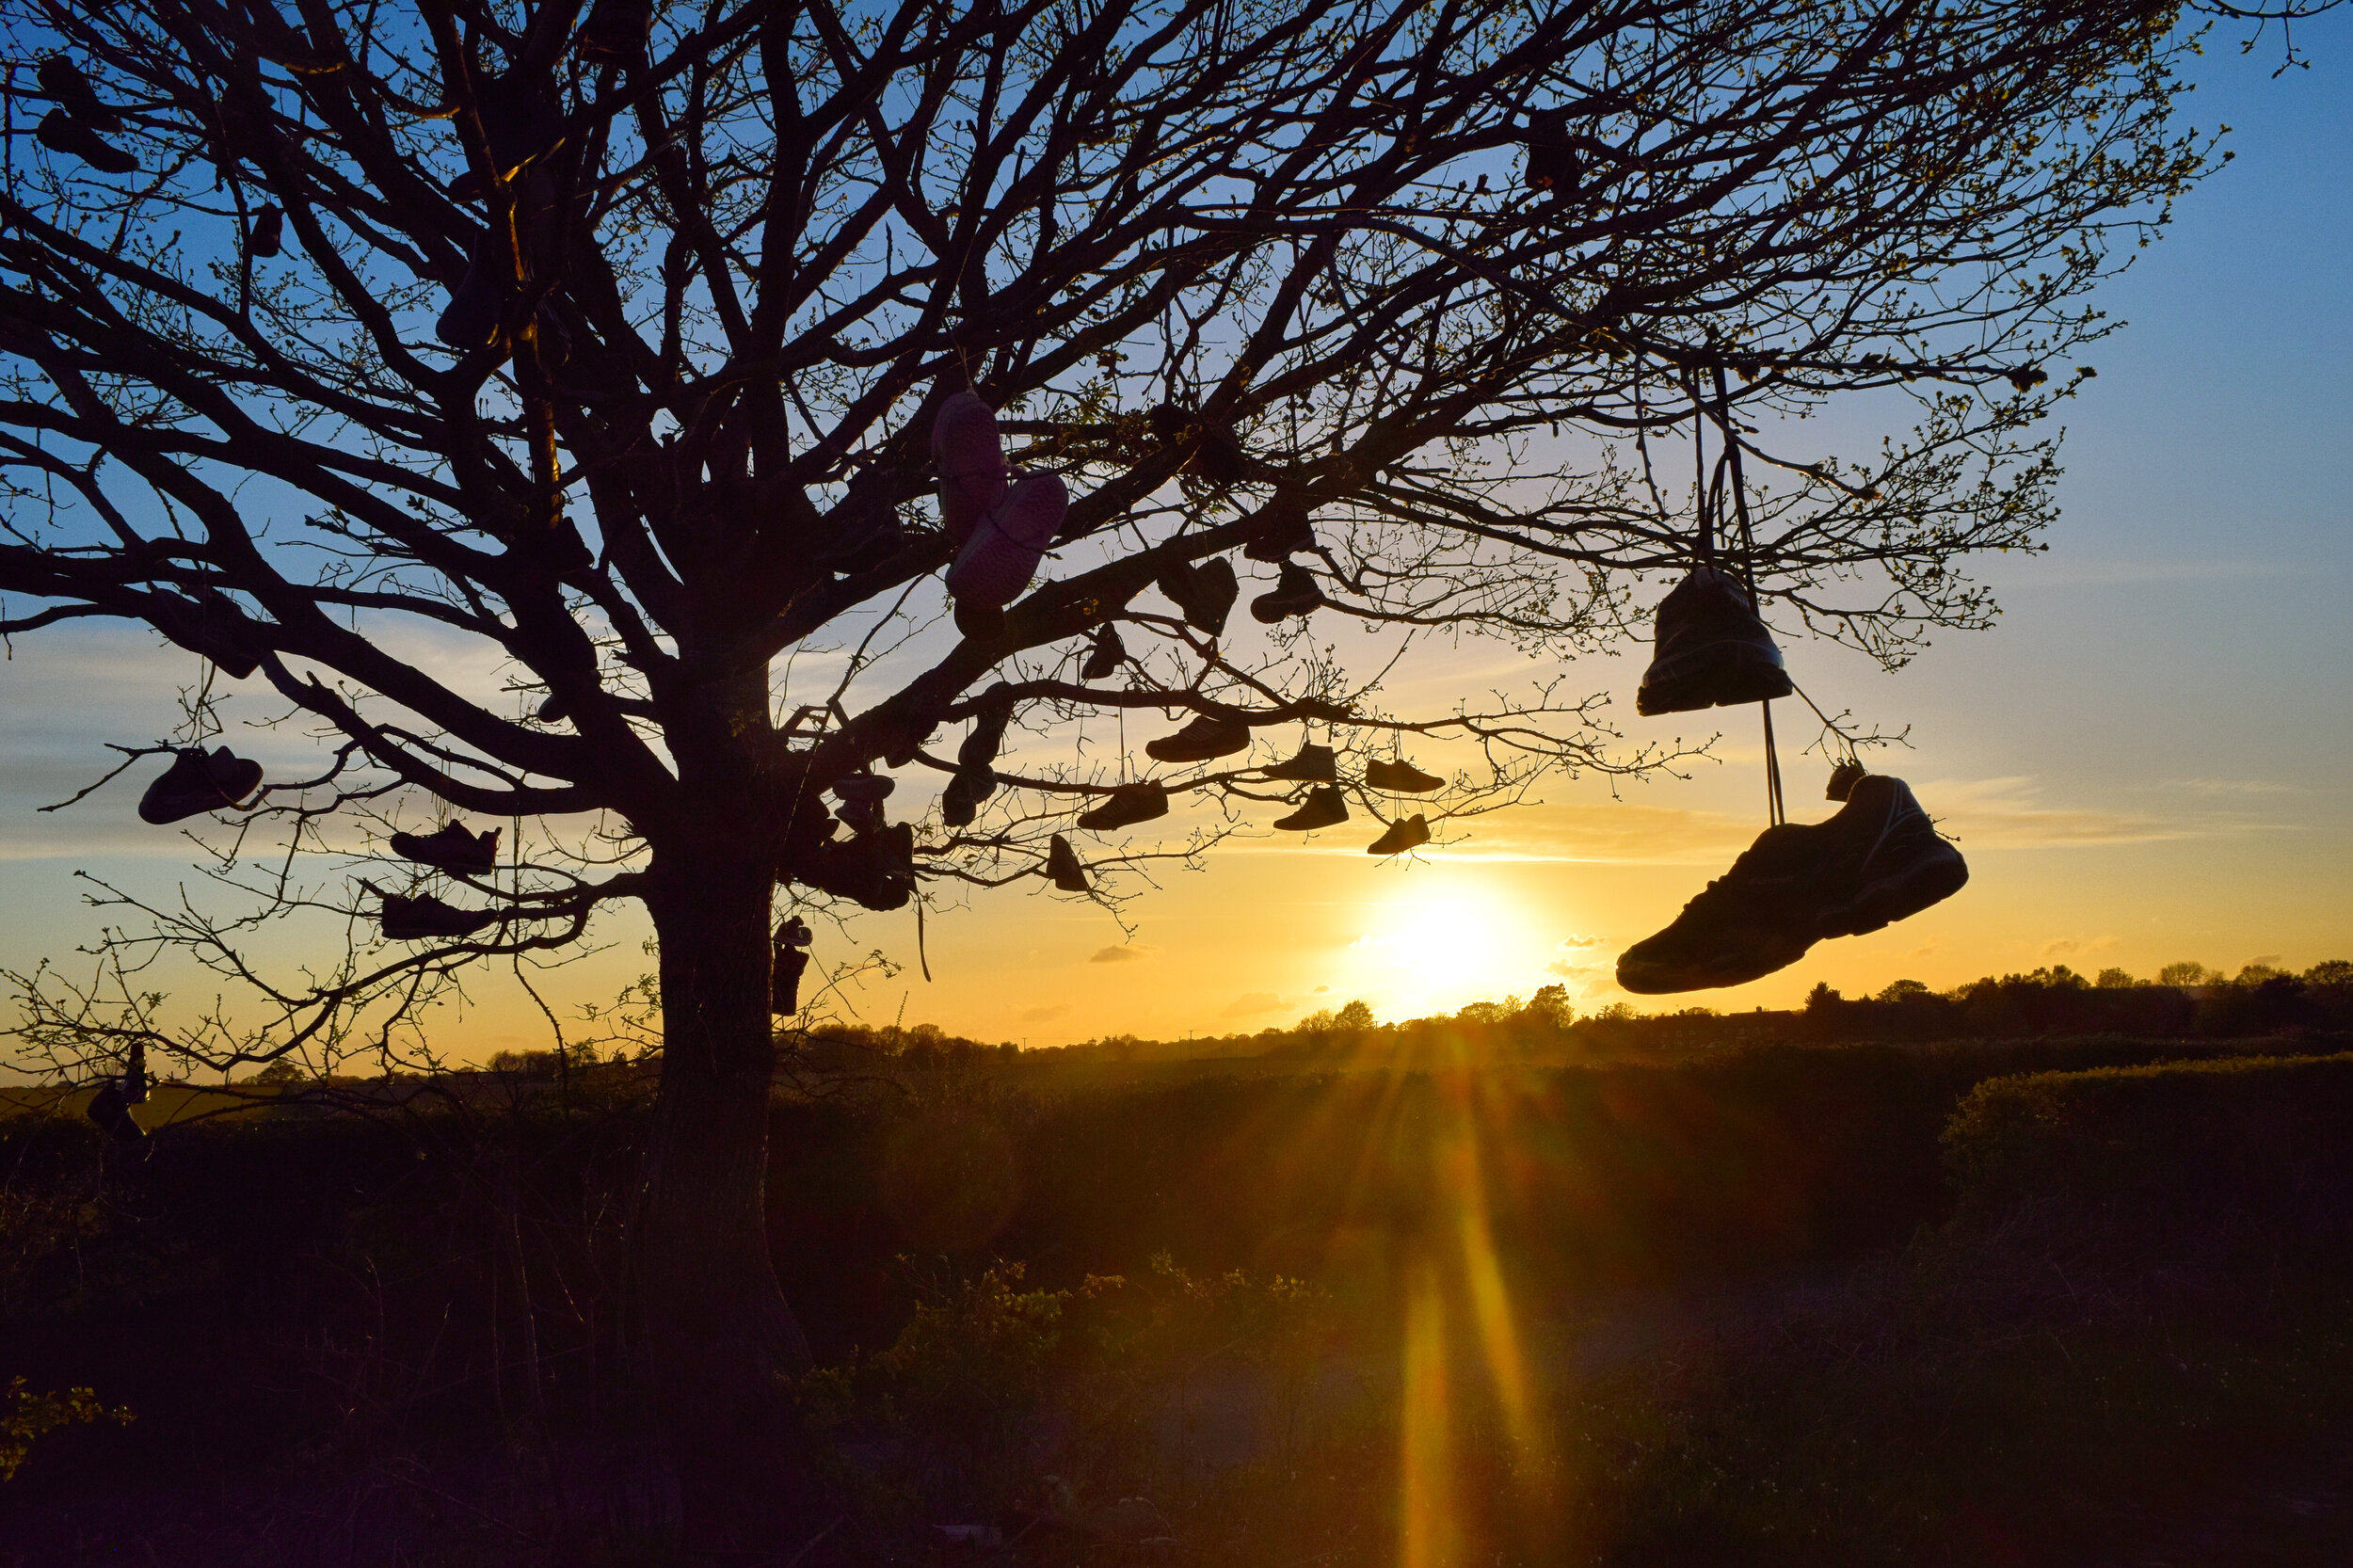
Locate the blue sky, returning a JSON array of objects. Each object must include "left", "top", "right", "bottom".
[{"left": 0, "top": 13, "right": 2346, "bottom": 1060}]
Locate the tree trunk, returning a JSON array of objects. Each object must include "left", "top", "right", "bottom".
[{"left": 637, "top": 843, "right": 822, "bottom": 1562}]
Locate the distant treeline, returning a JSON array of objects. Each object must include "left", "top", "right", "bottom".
[
  {"left": 909, "top": 958, "right": 2353, "bottom": 1068},
  {"left": 422, "top": 958, "right": 2353, "bottom": 1086}
]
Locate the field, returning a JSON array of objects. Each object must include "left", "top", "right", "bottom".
[{"left": 7, "top": 985, "right": 2353, "bottom": 1564}]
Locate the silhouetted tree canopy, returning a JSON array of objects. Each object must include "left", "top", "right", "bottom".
[{"left": 0, "top": 0, "right": 2317, "bottom": 1554}]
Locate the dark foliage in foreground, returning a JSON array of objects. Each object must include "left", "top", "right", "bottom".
[{"left": 8, "top": 1027, "right": 2353, "bottom": 1563}]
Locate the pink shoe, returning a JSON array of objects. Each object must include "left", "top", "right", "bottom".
[
  {"left": 932, "top": 392, "right": 1009, "bottom": 543},
  {"left": 947, "top": 472, "right": 1066, "bottom": 611}
]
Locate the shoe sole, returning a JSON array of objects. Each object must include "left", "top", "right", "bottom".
[{"left": 1616, "top": 927, "right": 1817, "bottom": 994}]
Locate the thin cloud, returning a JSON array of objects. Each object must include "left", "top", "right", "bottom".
[
  {"left": 1089, "top": 943, "right": 1155, "bottom": 964},
  {"left": 1222, "top": 992, "right": 1286, "bottom": 1018}
]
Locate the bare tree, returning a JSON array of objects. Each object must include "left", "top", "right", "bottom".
[{"left": 0, "top": 0, "right": 2297, "bottom": 1552}]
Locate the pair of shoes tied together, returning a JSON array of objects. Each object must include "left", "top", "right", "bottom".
[
  {"left": 1616, "top": 773, "right": 1968, "bottom": 994},
  {"left": 1636, "top": 566, "right": 1795, "bottom": 716},
  {"left": 937, "top": 392, "right": 1068, "bottom": 618}
]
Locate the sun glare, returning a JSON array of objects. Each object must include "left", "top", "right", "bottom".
[{"left": 1347, "top": 888, "right": 1538, "bottom": 1016}]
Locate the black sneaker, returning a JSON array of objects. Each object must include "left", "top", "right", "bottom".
[
  {"left": 1077, "top": 780, "right": 1169, "bottom": 831},
  {"left": 1615, "top": 822, "right": 1825, "bottom": 993},
  {"left": 1809, "top": 775, "right": 1969, "bottom": 938},
  {"left": 577, "top": 0, "right": 652, "bottom": 63},
  {"left": 1273, "top": 786, "right": 1348, "bottom": 832},
  {"left": 390, "top": 821, "right": 502, "bottom": 874},
  {"left": 437, "top": 238, "right": 506, "bottom": 349},
  {"left": 1046, "top": 834, "right": 1090, "bottom": 892},
  {"left": 37, "top": 109, "right": 136, "bottom": 175},
  {"left": 1523, "top": 108, "right": 1577, "bottom": 196},
  {"left": 1080, "top": 623, "right": 1127, "bottom": 680},
  {"left": 1242, "top": 495, "right": 1317, "bottom": 563},
  {"left": 959, "top": 705, "right": 1013, "bottom": 771},
  {"left": 940, "top": 767, "right": 995, "bottom": 827},
  {"left": 814, "top": 507, "right": 905, "bottom": 574},
  {"left": 152, "top": 591, "right": 264, "bottom": 680},
  {"left": 1635, "top": 567, "right": 1794, "bottom": 716},
  {"left": 1367, "top": 814, "right": 1432, "bottom": 856},
  {"left": 1826, "top": 760, "right": 1867, "bottom": 801},
  {"left": 807, "top": 822, "right": 915, "bottom": 910},
  {"left": 1260, "top": 742, "right": 1337, "bottom": 783},
  {"left": 1145, "top": 713, "right": 1250, "bottom": 764},
  {"left": 472, "top": 71, "right": 566, "bottom": 182},
  {"left": 1191, "top": 424, "right": 1253, "bottom": 486},
  {"left": 874, "top": 692, "right": 950, "bottom": 770},
  {"left": 86, "top": 1080, "right": 147, "bottom": 1144},
  {"left": 1158, "top": 556, "right": 1238, "bottom": 634},
  {"left": 1364, "top": 758, "right": 1443, "bottom": 793},
  {"left": 39, "top": 56, "right": 120, "bottom": 132},
  {"left": 771, "top": 918, "right": 812, "bottom": 1016},
  {"left": 139, "top": 747, "right": 264, "bottom": 824},
  {"left": 378, "top": 892, "right": 496, "bottom": 942},
  {"left": 1250, "top": 561, "right": 1322, "bottom": 623}
]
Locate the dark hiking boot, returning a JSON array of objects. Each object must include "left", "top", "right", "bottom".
[
  {"left": 378, "top": 891, "right": 496, "bottom": 942},
  {"left": 249, "top": 204, "right": 284, "bottom": 258},
  {"left": 1274, "top": 786, "right": 1348, "bottom": 832},
  {"left": 1077, "top": 780, "right": 1169, "bottom": 832},
  {"left": 86, "top": 1080, "right": 146, "bottom": 1144},
  {"left": 474, "top": 72, "right": 566, "bottom": 182},
  {"left": 949, "top": 471, "right": 1066, "bottom": 611},
  {"left": 390, "top": 821, "right": 502, "bottom": 874},
  {"left": 771, "top": 918, "right": 812, "bottom": 1015},
  {"left": 1808, "top": 775, "right": 1969, "bottom": 939},
  {"left": 959, "top": 705, "right": 1013, "bottom": 771},
  {"left": 1260, "top": 742, "right": 1337, "bottom": 783},
  {"left": 37, "top": 109, "right": 136, "bottom": 174},
  {"left": 771, "top": 944, "right": 809, "bottom": 1015},
  {"left": 1635, "top": 567, "right": 1793, "bottom": 716},
  {"left": 1243, "top": 495, "right": 1318, "bottom": 564},
  {"left": 940, "top": 766, "right": 995, "bottom": 827},
  {"left": 1826, "top": 760, "right": 1867, "bottom": 801},
  {"left": 1191, "top": 423, "right": 1253, "bottom": 486},
  {"left": 1080, "top": 623, "right": 1127, "bottom": 680},
  {"left": 139, "top": 747, "right": 264, "bottom": 824},
  {"left": 40, "top": 56, "right": 120, "bottom": 132},
  {"left": 874, "top": 692, "right": 950, "bottom": 769},
  {"left": 1046, "top": 833, "right": 1090, "bottom": 892},
  {"left": 933, "top": 392, "right": 1010, "bottom": 544},
  {"left": 1615, "top": 822, "right": 1825, "bottom": 993},
  {"left": 1251, "top": 561, "right": 1323, "bottom": 623},
  {"left": 437, "top": 240, "right": 506, "bottom": 349},
  {"left": 1524, "top": 108, "right": 1577, "bottom": 196},
  {"left": 152, "top": 590, "right": 264, "bottom": 679},
  {"left": 814, "top": 507, "right": 904, "bottom": 574},
  {"left": 577, "top": 0, "right": 653, "bottom": 63},
  {"left": 1367, "top": 813, "right": 1433, "bottom": 856},
  {"left": 1158, "top": 556, "right": 1238, "bottom": 635},
  {"left": 1145, "top": 713, "right": 1250, "bottom": 764},
  {"left": 1365, "top": 758, "right": 1444, "bottom": 793}
]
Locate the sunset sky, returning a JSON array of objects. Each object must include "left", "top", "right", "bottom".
[{"left": 0, "top": 17, "right": 2345, "bottom": 1064}]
